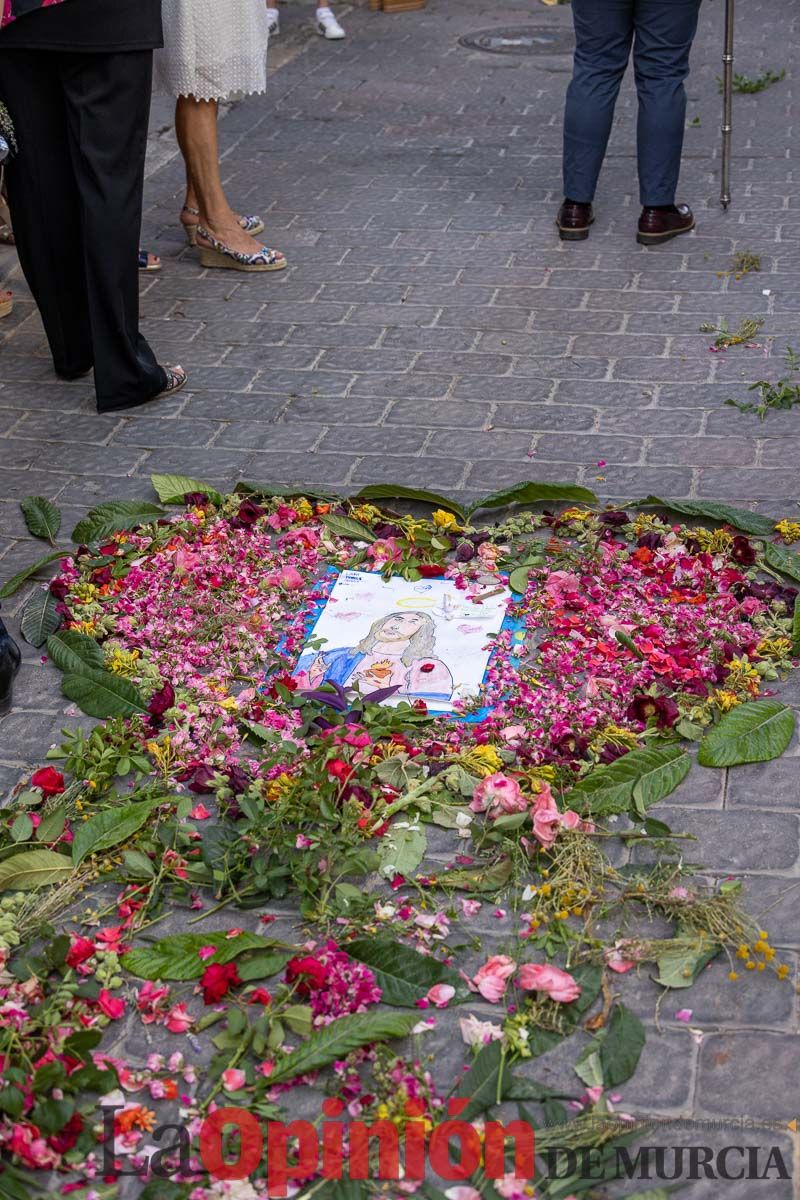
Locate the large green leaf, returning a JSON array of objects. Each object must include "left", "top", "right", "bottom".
[
  {"left": 20, "top": 589, "right": 61, "bottom": 647},
  {"left": 793, "top": 595, "right": 800, "bottom": 657},
  {"left": 599, "top": 1003, "right": 646, "bottom": 1088},
  {"left": 20, "top": 496, "right": 61, "bottom": 543},
  {"left": 654, "top": 934, "right": 719, "bottom": 989},
  {"left": 72, "top": 798, "right": 161, "bottom": 867},
  {"left": 634, "top": 496, "right": 776, "bottom": 537},
  {"left": 354, "top": 484, "right": 467, "bottom": 523},
  {"left": 61, "top": 669, "right": 148, "bottom": 719},
  {"left": 320, "top": 514, "right": 376, "bottom": 543},
  {"left": 468, "top": 481, "right": 597, "bottom": 516},
  {"left": 268, "top": 1011, "right": 419, "bottom": 1084},
  {"left": 150, "top": 474, "right": 223, "bottom": 506},
  {"left": 47, "top": 630, "right": 104, "bottom": 676},
  {"left": 566, "top": 745, "right": 691, "bottom": 817},
  {"left": 378, "top": 819, "right": 426, "bottom": 878},
  {"left": 71, "top": 501, "right": 166, "bottom": 545},
  {"left": 764, "top": 541, "right": 800, "bottom": 584},
  {"left": 0, "top": 550, "right": 65, "bottom": 599},
  {"left": 0, "top": 849, "right": 73, "bottom": 893},
  {"left": 234, "top": 481, "right": 338, "bottom": 501},
  {"left": 438, "top": 856, "right": 514, "bottom": 893},
  {"left": 346, "top": 938, "right": 469, "bottom": 1008},
  {"left": 697, "top": 700, "right": 795, "bottom": 767},
  {"left": 455, "top": 1040, "right": 507, "bottom": 1119},
  {"left": 122, "top": 931, "right": 277, "bottom": 980}
]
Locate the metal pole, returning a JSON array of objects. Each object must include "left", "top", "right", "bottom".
[{"left": 720, "top": 0, "right": 735, "bottom": 209}]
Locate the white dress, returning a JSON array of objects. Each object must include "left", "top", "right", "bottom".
[{"left": 155, "top": 0, "right": 270, "bottom": 102}]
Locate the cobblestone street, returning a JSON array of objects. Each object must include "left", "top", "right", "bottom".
[{"left": 1, "top": 0, "right": 799, "bottom": 1194}]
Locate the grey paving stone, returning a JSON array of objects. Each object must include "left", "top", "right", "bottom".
[
  {"left": 697, "top": 1031, "right": 799, "bottom": 1121},
  {"left": 726, "top": 758, "right": 800, "bottom": 809},
  {"left": 630, "top": 808, "right": 799, "bottom": 872}
]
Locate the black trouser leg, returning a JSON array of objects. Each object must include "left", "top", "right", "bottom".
[
  {"left": 59, "top": 49, "right": 164, "bottom": 410},
  {"left": 0, "top": 49, "right": 93, "bottom": 377}
]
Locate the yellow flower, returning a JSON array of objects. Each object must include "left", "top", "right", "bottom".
[
  {"left": 219, "top": 697, "right": 239, "bottom": 712},
  {"left": 756, "top": 637, "right": 792, "bottom": 661},
  {"left": 432, "top": 509, "right": 460, "bottom": 532},
  {"left": 294, "top": 497, "right": 313, "bottom": 521},
  {"left": 736, "top": 944, "right": 750, "bottom": 959},
  {"left": 774, "top": 519, "right": 800, "bottom": 544},
  {"left": 105, "top": 647, "right": 141, "bottom": 678},
  {"left": 727, "top": 970, "right": 739, "bottom": 981},
  {"left": 560, "top": 508, "right": 593, "bottom": 522},
  {"left": 776, "top": 963, "right": 790, "bottom": 980},
  {"left": 459, "top": 745, "right": 503, "bottom": 777},
  {"left": 714, "top": 689, "right": 741, "bottom": 712}
]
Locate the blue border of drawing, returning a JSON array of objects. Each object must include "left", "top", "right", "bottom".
[{"left": 270, "top": 566, "right": 525, "bottom": 722}]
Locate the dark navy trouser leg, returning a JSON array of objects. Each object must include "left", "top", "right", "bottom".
[{"left": 564, "top": 0, "right": 701, "bottom": 206}]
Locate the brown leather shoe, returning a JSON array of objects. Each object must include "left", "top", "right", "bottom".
[
  {"left": 557, "top": 200, "right": 594, "bottom": 242},
  {"left": 637, "top": 203, "right": 695, "bottom": 245}
]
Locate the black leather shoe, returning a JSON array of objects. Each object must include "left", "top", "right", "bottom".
[
  {"left": 556, "top": 199, "right": 594, "bottom": 241},
  {"left": 0, "top": 614, "right": 21, "bottom": 716},
  {"left": 637, "top": 203, "right": 695, "bottom": 245}
]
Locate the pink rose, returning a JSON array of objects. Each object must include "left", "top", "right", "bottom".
[
  {"left": 165, "top": 1003, "right": 193, "bottom": 1033},
  {"left": 543, "top": 570, "right": 581, "bottom": 605},
  {"left": 517, "top": 962, "right": 581, "bottom": 1003},
  {"left": 530, "top": 784, "right": 562, "bottom": 848},
  {"left": 470, "top": 773, "right": 526, "bottom": 816},
  {"left": 97, "top": 989, "right": 126, "bottom": 1020},
  {"left": 189, "top": 803, "right": 211, "bottom": 820},
  {"left": 221, "top": 1068, "right": 247, "bottom": 1092},
  {"left": 472, "top": 955, "right": 516, "bottom": 1003},
  {"left": 278, "top": 566, "right": 304, "bottom": 591},
  {"left": 425, "top": 984, "right": 455, "bottom": 1009}
]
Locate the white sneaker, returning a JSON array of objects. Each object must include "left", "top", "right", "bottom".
[
  {"left": 266, "top": 8, "right": 280, "bottom": 35},
  {"left": 316, "top": 7, "right": 345, "bottom": 38}
]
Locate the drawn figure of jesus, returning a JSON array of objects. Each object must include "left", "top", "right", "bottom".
[{"left": 295, "top": 611, "right": 454, "bottom": 704}]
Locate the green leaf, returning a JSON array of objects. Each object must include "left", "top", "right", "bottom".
[
  {"left": 320, "top": 514, "right": 376, "bottom": 543},
  {"left": 354, "top": 484, "right": 467, "bottom": 523},
  {"left": 346, "top": 938, "right": 469, "bottom": 1008},
  {"left": 654, "top": 935, "right": 719, "bottom": 989},
  {"left": 634, "top": 496, "right": 776, "bottom": 537},
  {"left": 764, "top": 541, "right": 800, "bottom": 584},
  {"left": 150, "top": 474, "right": 223, "bottom": 506},
  {"left": 71, "top": 501, "right": 166, "bottom": 545},
  {"left": 439, "top": 856, "right": 514, "bottom": 893},
  {"left": 46, "top": 630, "right": 104, "bottom": 676},
  {"left": 378, "top": 819, "right": 426, "bottom": 878},
  {"left": 72, "top": 798, "right": 160, "bottom": 867},
  {"left": 793, "top": 595, "right": 800, "bottom": 657},
  {"left": 468, "top": 480, "right": 597, "bottom": 516},
  {"left": 268, "top": 1011, "right": 420, "bottom": 1084},
  {"left": 566, "top": 745, "right": 691, "bottom": 817},
  {"left": 599, "top": 1003, "right": 646, "bottom": 1088},
  {"left": 0, "top": 550, "right": 64, "bottom": 599},
  {"left": 697, "top": 700, "right": 795, "bottom": 767},
  {"left": 20, "top": 496, "right": 61, "bottom": 543},
  {"left": 10, "top": 814, "right": 32, "bottom": 843},
  {"left": 20, "top": 589, "right": 61, "bottom": 647},
  {"left": 35, "top": 809, "right": 67, "bottom": 843},
  {"left": 509, "top": 566, "right": 534, "bottom": 595},
  {"left": 0, "top": 849, "right": 72, "bottom": 892},
  {"left": 122, "top": 931, "right": 278, "bottom": 980},
  {"left": 455, "top": 1040, "right": 507, "bottom": 1119},
  {"left": 61, "top": 669, "right": 148, "bottom": 719},
  {"left": 121, "top": 849, "right": 156, "bottom": 879},
  {"left": 234, "top": 480, "right": 338, "bottom": 501},
  {"left": 237, "top": 950, "right": 292, "bottom": 982}
]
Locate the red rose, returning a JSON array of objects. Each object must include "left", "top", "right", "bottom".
[
  {"left": 147, "top": 682, "right": 175, "bottom": 720},
  {"left": 285, "top": 956, "right": 328, "bottom": 992},
  {"left": 417, "top": 564, "right": 446, "bottom": 578},
  {"left": 247, "top": 988, "right": 272, "bottom": 1006},
  {"left": 66, "top": 937, "right": 96, "bottom": 968},
  {"left": 325, "top": 758, "right": 353, "bottom": 782},
  {"left": 30, "top": 767, "right": 65, "bottom": 797},
  {"left": 47, "top": 1112, "right": 83, "bottom": 1155},
  {"left": 200, "top": 961, "right": 241, "bottom": 1004}
]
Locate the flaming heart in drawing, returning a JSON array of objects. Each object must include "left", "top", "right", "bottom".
[{"left": 362, "top": 658, "right": 395, "bottom": 684}]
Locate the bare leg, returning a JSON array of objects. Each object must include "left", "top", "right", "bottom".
[{"left": 174, "top": 95, "right": 279, "bottom": 257}]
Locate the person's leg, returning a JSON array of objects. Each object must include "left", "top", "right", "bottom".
[
  {"left": 0, "top": 49, "right": 93, "bottom": 377},
  {"left": 266, "top": 0, "right": 279, "bottom": 33},
  {"left": 633, "top": 0, "right": 702, "bottom": 205},
  {"left": 563, "top": 0, "right": 635, "bottom": 203},
  {"left": 60, "top": 49, "right": 166, "bottom": 409},
  {"left": 174, "top": 95, "right": 279, "bottom": 258}
]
